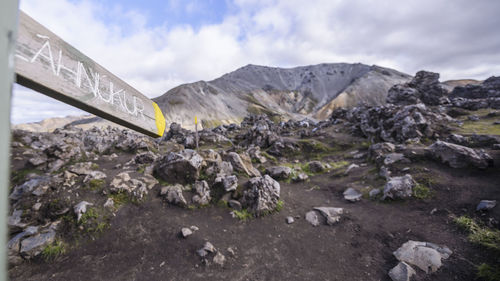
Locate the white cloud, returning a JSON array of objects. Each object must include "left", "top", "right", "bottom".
[{"left": 12, "top": 0, "right": 500, "bottom": 124}]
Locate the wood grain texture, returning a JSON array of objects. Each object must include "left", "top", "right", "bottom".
[{"left": 14, "top": 11, "right": 164, "bottom": 137}]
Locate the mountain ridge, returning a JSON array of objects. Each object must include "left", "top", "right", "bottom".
[{"left": 153, "top": 62, "right": 412, "bottom": 129}]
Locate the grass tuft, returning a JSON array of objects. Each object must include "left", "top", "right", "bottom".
[
  {"left": 42, "top": 240, "right": 66, "bottom": 261},
  {"left": 413, "top": 183, "right": 433, "bottom": 199},
  {"left": 233, "top": 209, "right": 253, "bottom": 221},
  {"left": 477, "top": 263, "right": 500, "bottom": 281},
  {"left": 454, "top": 216, "right": 500, "bottom": 251}
]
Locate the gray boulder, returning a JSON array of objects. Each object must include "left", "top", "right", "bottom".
[
  {"left": 265, "top": 166, "right": 292, "bottom": 180},
  {"left": 393, "top": 240, "right": 452, "bottom": 274},
  {"left": 155, "top": 149, "right": 204, "bottom": 183},
  {"left": 428, "top": 140, "right": 493, "bottom": 169},
  {"left": 241, "top": 175, "right": 280, "bottom": 216},
  {"left": 383, "top": 174, "right": 415, "bottom": 200},
  {"left": 20, "top": 230, "right": 56, "bottom": 259},
  {"left": 9, "top": 176, "right": 51, "bottom": 201}
]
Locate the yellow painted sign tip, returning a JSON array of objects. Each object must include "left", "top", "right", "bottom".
[{"left": 152, "top": 102, "right": 166, "bottom": 137}]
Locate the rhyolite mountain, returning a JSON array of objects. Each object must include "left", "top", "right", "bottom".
[{"left": 153, "top": 63, "right": 412, "bottom": 129}]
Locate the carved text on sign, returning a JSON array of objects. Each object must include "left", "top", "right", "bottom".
[{"left": 15, "top": 34, "right": 145, "bottom": 119}]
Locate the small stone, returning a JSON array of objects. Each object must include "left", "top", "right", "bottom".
[
  {"left": 202, "top": 241, "right": 216, "bottom": 253},
  {"left": 32, "top": 202, "right": 42, "bottom": 211},
  {"left": 388, "top": 262, "right": 416, "bottom": 281},
  {"left": 228, "top": 200, "right": 242, "bottom": 211},
  {"left": 305, "top": 211, "right": 320, "bottom": 227},
  {"left": 476, "top": 200, "right": 496, "bottom": 211},
  {"left": 190, "top": 226, "right": 199, "bottom": 231},
  {"left": 294, "top": 172, "right": 309, "bottom": 182},
  {"left": 344, "top": 164, "right": 359, "bottom": 175},
  {"left": 103, "top": 198, "right": 114, "bottom": 209},
  {"left": 197, "top": 249, "right": 208, "bottom": 257},
  {"left": 430, "top": 208, "right": 438, "bottom": 215},
  {"left": 343, "top": 187, "right": 362, "bottom": 202},
  {"left": 286, "top": 216, "right": 295, "bottom": 224},
  {"left": 369, "top": 189, "right": 381, "bottom": 198},
  {"left": 181, "top": 228, "right": 193, "bottom": 238},
  {"left": 73, "top": 201, "right": 93, "bottom": 221},
  {"left": 227, "top": 247, "right": 236, "bottom": 256},
  {"left": 213, "top": 252, "right": 226, "bottom": 266}
]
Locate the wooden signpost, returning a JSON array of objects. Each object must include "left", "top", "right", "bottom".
[{"left": 14, "top": 11, "right": 166, "bottom": 138}]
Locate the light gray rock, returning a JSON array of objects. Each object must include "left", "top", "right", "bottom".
[
  {"left": 241, "top": 175, "right": 280, "bottom": 216},
  {"left": 68, "top": 162, "right": 95, "bottom": 175},
  {"left": 266, "top": 166, "right": 292, "bottom": 180},
  {"left": 103, "top": 198, "right": 114, "bottom": 209},
  {"left": 313, "top": 207, "right": 344, "bottom": 225},
  {"left": 20, "top": 230, "right": 56, "bottom": 259},
  {"left": 384, "top": 153, "right": 410, "bottom": 166},
  {"left": 383, "top": 174, "right": 416, "bottom": 200},
  {"left": 181, "top": 227, "right": 193, "bottom": 238},
  {"left": 221, "top": 175, "right": 238, "bottom": 192},
  {"left": 10, "top": 176, "right": 51, "bottom": 201},
  {"left": 247, "top": 146, "right": 267, "bottom": 163},
  {"left": 379, "top": 166, "right": 392, "bottom": 179},
  {"left": 428, "top": 140, "right": 493, "bottom": 169},
  {"left": 32, "top": 202, "right": 42, "bottom": 211},
  {"left": 213, "top": 252, "right": 226, "bottom": 266},
  {"left": 225, "top": 152, "right": 261, "bottom": 177},
  {"left": 74, "top": 201, "right": 93, "bottom": 221},
  {"left": 393, "top": 240, "right": 452, "bottom": 274},
  {"left": 202, "top": 241, "right": 216, "bottom": 253},
  {"left": 286, "top": 216, "right": 295, "bottom": 224},
  {"left": 192, "top": 180, "right": 211, "bottom": 206},
  {"left": 8, "top": 209, "right": 26, "bottom": 230},
  {"left": 160, "top": 184, "right": 188, "bottom": 207},
  {"left": 343, "top": 188, "right": 362, "bottom": 202},
  {"left": 388, "top": 262, "right": 416, "bottom": 281},
  {"left": 369, "top": 188, "right": 381, "bottom": 198},
  {"left": 476, "top": 200, "right": 496, "bottom": 211},
  {"left": 294, "top": 172, "right": 309, "bottom": 182},
  {"left": 305, "top": 211, "right": 320, "bottom": 226},
  {"left": 344, "top": 163, "right": 359, "bottom": 175}
]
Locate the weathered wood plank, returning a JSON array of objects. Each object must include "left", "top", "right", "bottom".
[{"left": 14, "top": 11, "right": 165, "bottom": 137}]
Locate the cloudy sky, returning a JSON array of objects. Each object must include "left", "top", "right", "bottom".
[{"left": 12, "top": 0, "right": 500, "bottom": 124}]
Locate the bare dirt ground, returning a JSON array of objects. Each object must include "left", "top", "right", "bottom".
[{"left": 9, "top": 133, "right": 500, "bottom": 281}]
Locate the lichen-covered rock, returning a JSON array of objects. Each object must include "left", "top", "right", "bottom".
[
  {"left": 383, "top": 174, "right": 415, "bottom": 200},
  {"left": 192, "top": 180, "right": 211, "bottom": 205},
  {"left": 428, "top": 140, "right": 493, "bottom": 169},
  {"left": 155, "top": 149, "right": 203, "bottom": 184},
  {"left": 241, "top": 175, "right": 280, "bottom": 216},
  {"left": 160, "top": 184, "right": 188, "bottom": 207}
]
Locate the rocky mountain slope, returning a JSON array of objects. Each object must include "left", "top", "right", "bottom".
[
  {"left": 7, "top": 71, "right": 500, "bottom": 281},
  {"left": 154, "top": 63, "right": 412, "bottom": 129},
  {"left": 13, "top": 115, "right": 121, "bottom": 132}
]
